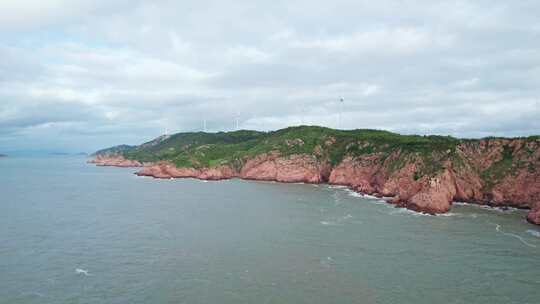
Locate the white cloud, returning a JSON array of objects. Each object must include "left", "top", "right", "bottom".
[
  {"left": 226, "top": 46, "right": 273, "bottom": 64},
  {"left": 454, "top": 77, "right": 480, "bottom": 88},
  {"left": 0, "top": 0, "right": 539, "bottom": 152},
  {"left": 291, "top": 28, "right": 454, "bottom": 54}
]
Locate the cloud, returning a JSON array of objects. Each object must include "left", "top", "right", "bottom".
[
  {"left": 291, "top": 27, "right": 455, "bottom": 54},
  {"left": 0, "top": 0, "right": 539, "bottom": 153}
]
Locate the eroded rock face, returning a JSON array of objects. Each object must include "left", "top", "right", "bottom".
[
  {"left": 241, "top": 153, "right": 329, "bottom": 183},
  {"left": 328, "top": 156, "right": 380, "bottom": 190},
  {"left": 134, "top": 162, "right": 237, "bottom": 180},
  {"left": 407, "top": 170, "right": 456, "bottom": 214},
  {"left": 135, "top": 163, "right": 200, "bottom": 179},
  {"left": 89, "top": 138, "right": 540, "bottom": 224},
  {"left": 88, "top": 155, "right": 142, "bottom": 167},
  {"left": 527, "top": 203, "right": 540, "bottom": 225}
]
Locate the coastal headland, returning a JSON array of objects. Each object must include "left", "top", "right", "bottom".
[{"left": 89, "top": 126, "right": 540, "bottom": 224}]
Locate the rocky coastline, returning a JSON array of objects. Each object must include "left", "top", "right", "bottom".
[{"left": 89, "top": 137, "right": 540, "bottom": 225}]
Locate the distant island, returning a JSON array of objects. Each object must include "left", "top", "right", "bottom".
[
  {"left": 89, "top": 126, "right": 540, "bottom": 225},
  {"left": 0, "top": 154, "right": 7, "bottom": 158},
  {"left": 50, "top": 152, "right": 88, "bottom": 156}
]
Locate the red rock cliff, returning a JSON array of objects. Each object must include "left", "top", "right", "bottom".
[{"left": 90, "top": 138, "right": 540, "bottom": 224}]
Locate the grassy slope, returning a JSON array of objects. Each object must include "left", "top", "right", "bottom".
[{"left": 99, "top": 126, "right": 538, "bottom": 181}]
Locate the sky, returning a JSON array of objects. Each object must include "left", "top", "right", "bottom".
[{"left": 1, "top": 0, "right": 539, "bottom": 153}]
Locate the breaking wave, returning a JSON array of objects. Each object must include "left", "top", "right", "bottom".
[
  {"left": 389, "top": 208, "right": 430, "bottom": 217},
  {"left": 75, "top": 268, "right": 91, "bottom": 276},
  {"left": 320, "top": 214, "right": 355, "bottom": 226},
  {"left": 526, "top": 229, "right": 540, "bottom": 238},
  {"left": 320, "top": 221, "right": 340, "bottom": 226},
  {"left": 494, "top": 224, "right": 537, "bottom": 248},
  {"left": 454, "top": 202, "right": 519, "bottom": 213}
]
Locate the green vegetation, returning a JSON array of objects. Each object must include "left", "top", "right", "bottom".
[
  {"left": 92, "top": 144, "right": 135, "bottom": 156},
  {"left": 96, "top": 126, "right": 537, "bottom": 178},
  {"left": 480, "top": 145, "right": 515, "bottom": 190}
]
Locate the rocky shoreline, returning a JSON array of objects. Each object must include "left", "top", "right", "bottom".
[{"left": 89, "top": 140, "right": 540, "bottom": 225}]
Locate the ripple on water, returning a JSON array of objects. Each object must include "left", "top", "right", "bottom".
[{"left": 494, "top": 224, "right": 537, "bottom": 248}]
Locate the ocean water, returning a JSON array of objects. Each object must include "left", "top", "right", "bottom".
[{"left": 1, "top": 156, "right": 539, "bottom": 304}]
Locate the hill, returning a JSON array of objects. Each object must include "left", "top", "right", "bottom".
[{"left": 91, "top": 126, "right": 540, "bottom": 224}]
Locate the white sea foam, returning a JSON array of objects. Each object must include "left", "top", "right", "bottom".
[
  {"left": 328, "top": 185, "right": 347, "bottom": 189},
  {"left": 345, "top": 189, "right": 363, "bottom": 198},
  {"left": 343, "top": 214, "right": 353, "bottom": 219},
  {"left": 454, "top": 202, "right": 519, "bottom": 213},
  {"left": 75, "top": 268, "right": 90, "bottom": 276},
  {"left": 389, "top": 208, "right": 429, "bottom": 217},
  {"left": 494, "top": 224, "right": 537, "bottom": 248},
  {"left": 344, "top": 189, "right": 383, "bottom": 201},
  {"left": 362, "top": 194, "right": 380, "bottom": 200},
  {"left": 320, "top": 213, "right": 354, "bottom": 226},
  {"left": 436, "top": 212, "right": 460, "bottom": 217},
  {"left": 320, "top": 221, "right": 340, "bottom": 226},
  {"left": 526, "top": 229, "right": 540, "bottom": 238}
]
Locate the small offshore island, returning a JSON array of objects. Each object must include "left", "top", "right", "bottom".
[
  {"left": 90, "top": 126, "right": 540, "bottom": 225},
  {"left": 0, "top": 154, "right": 7, "bottom": 158}
]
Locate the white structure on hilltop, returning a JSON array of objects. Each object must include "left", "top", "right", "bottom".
[{"left": 338, "top": 98, "right": 344, "bottom": 129}]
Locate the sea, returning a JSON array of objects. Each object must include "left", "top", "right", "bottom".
[{"left": 1, "top": 155, "right": 539, "bottom": 304}]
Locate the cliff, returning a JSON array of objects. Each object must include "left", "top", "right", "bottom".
[{"left": 90, "top": 126, "right": 540, "bottom": 224}]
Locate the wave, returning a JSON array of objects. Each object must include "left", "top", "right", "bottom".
[
  {"left": 75, "top": 268, "right": 91, "bottom": 276},
  {"left": 526, "top": 229, "right": 540, "bottom": 238},
  {"left": 328, "top": 185, "right": 347, "bottom": 189},
  {"left": 453, "top": 202, "right": 519, "bottom": 213},
  {"left": 345, "top": 189, "right": 363, "bottom": 198},
  {"left": 344, "top": 189, "right": 384, "bottom": 201},
  {"left": 320, "top": 213, "right": 355, "bottom": 226},
  {"left": 436, "top": 212, "right": 460, "bottom": 217},
  {"left": 389, "top": 208, "right": 430, "bottom": 217},
  {"left": 494, "top": 224, "right": 537, "bottom": 248},
  {"left": 320, "top": 221, "right": 341, "bottom": 226}
]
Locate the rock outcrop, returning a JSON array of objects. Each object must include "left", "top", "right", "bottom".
[
  {"left": 527, "top": 203, "right": 540, "bottom": 225},
  {"left": 87, "top": 155, "right": 142, "bottom": 167},
  {"left": 89, "top": 134, "right": 539, "bottom": 225},
  {"left": 241, "top": 153, "right": 331, "bottom": 183}
]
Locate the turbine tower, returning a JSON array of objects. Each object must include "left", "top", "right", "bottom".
[
  {"left": 338, "top": 97, "right": 344, "bottom": 129},
  {"left": 203, "top": 118, "right": 207, "bottom": 132},
  {"left": 235, "top": 112, "right": 240, "bottom": 130}
]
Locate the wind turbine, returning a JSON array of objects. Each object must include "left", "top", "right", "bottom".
[
  {"left": 203, "top": 118, "right": 207, "bottom": 132},
  {"left": 235, "top": 112, "right": 240, "bottom": 130},
  {"left": 338, "top": 97, "right": 344, "bottom": 129},
  {"left": 300, "top": 105, "right": 307, "bottom": 126}
]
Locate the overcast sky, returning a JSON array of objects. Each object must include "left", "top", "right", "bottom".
[{"left": 1, "top": 0, "right": 539, "bottom": 153}]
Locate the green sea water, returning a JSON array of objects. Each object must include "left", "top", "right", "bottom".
[{"left": 1, "top": 156, "right": 539, "bottom": 304}]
